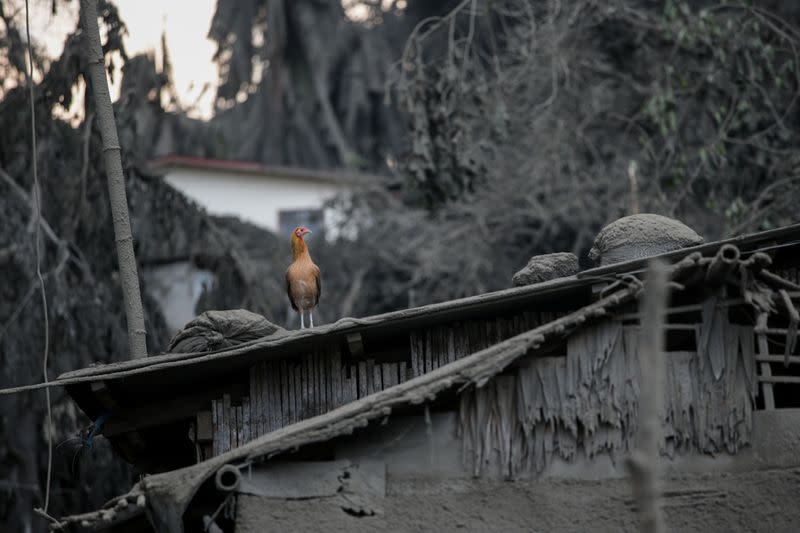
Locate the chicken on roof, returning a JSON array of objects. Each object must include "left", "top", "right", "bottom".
[{"left": 285, "top": 226, "right": 321, "bottom": 328}]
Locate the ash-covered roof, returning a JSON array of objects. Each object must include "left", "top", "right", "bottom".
[
  {"left": 2, "top": 222, "right": 798, "bottom": 401},
  {"left": 148, "top": 154, "right": 378, "bottom": 185}
]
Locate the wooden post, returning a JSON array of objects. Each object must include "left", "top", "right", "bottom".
[
  {"left": 627, "top": 259, "right": 668, "bottom": 533},
  {"left": 80, "top": 0, "right": 147, "bottom": 358},
  {"left": 756, "top": 313, "right": 775, "bottom": 410}
]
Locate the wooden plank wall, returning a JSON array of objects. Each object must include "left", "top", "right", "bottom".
[{"left": 210, "top": 310, "right": 558, "bottom": 454}]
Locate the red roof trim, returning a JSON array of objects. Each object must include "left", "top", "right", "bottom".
[{"left": 148, "top": 155, "right": 377, "bottom": 185}]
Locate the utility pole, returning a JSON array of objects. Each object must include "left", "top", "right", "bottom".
[{"left": 80, "top": 0, "right": 148, "bottom": 358}]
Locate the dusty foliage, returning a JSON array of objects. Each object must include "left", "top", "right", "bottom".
[
  {"left": 1, "top": 0, "right": 799, "bottom": 530},
  {"left": 332, "top": 0, "right": 800, "bottom": 311}
]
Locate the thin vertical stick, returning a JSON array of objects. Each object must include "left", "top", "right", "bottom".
[
  {"left": 628, "top": 160, "right": 640, "bottom": 215},
  {"left": 627, "top": 259, "right": 668, "bottom": 533},
  {"left": 80, "top": 0, "right": 147, "bottom": 358},
  {"left": 24, "top": 0, "right": 53, "bottom": 512}
]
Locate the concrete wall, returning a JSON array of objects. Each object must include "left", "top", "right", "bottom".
[
  {"left": 333, "top": 409, "right": 800, "bottom": 481},
  {"left": 235, "top": 468, "right": 800, "bottom": 533},
  {"left": 233, "top": 409, "right": 800, "bottom": 532},
  {"left": 162, "top": 167, "right": 343, "bottom": 233}
]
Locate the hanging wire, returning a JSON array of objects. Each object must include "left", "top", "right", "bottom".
[{"left": 24, "top": 0, "right": 54, "bottom": 513}]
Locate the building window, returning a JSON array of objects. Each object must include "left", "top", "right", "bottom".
[{"left": 278, "top": 208, "right": 324, "bottom": 237}]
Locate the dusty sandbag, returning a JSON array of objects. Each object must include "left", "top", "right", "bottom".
[
  {"left": 512, "top": 252, "right": 579, "bottom": 287},
  {"left": 168, "top": 309, "right": 285, "bottom": 353},
  {"left": 589, "top": 213, "right": 703, "bottom": 266}
]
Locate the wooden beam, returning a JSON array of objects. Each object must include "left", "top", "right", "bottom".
[
  {"left": 347, "top": 332, "right": 364, "bottom": 359},
  {"left": 196, "top": 411, "right": 213, "bottom": 442},
  {"left": 759, "top": 375, "right": 800, "bottom": 384},
  {"left": 756, "top": 355, "right": 800, "bottom": 365},
  {"left": 756, "top": 313, "right": 776, "bottom": 410}
]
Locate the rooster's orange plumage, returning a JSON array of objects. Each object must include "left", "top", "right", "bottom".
[{"left": 285, "top": 226, "right": 321, "bottom": 328}]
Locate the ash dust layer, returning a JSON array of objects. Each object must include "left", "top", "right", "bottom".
[{"left": 236, "top": 468, "right": 800, "bottom": 533}]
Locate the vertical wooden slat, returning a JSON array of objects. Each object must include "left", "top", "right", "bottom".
[
  {"left": 249, "top": 366, "right": 258, "bottom": 439},
  {"left": 446, "top": 326, "right": 456, "bottom": 365},
  {"left": 316, "top": 351, "right": 323, "bottom": 416},
  {"left": 310, "top": 352, "right": 318, "bottom": 415},
  {"left": 211, "top": 399, "right": 219, "bottom": 456},
  {"left": 331, "top": 347, "right": 342, "bottom": 409},
  {"left": 398, "top": 361, "right": 407, "bottom": 383},
  {"left": 358, "top": 361, "right": 368, "bottom": 398},
  {"left": 265, "top": 362, "right": 272, "bottom": 432},
  {"left": 287, "top": 361, "right": 296, "bottom": 424},
  {"left": 234, "top": 405, "right": 242, "bottom": 448},
  {"left": 383, "top": 362, "right": 398, "bottom": 389},
  {"left": 300, "top": 354, "right": 311, "bottom": 420},
  {"left": 294, "top": 359, "right": 302, "bottom": 423},
  {"left": 248, "top": 366, "right": 257, "bottom": 438},
  {"left": 426, "top": 328, "right": 436, "bottom": 372},
  {"left": 348, "top": 363, "right": 358, "bottom": 402},
  {"left": 305, "top": 353, "right": 314, "bottom": 418},
  {"left": 253, "top": 364, "right": 261, "bottom": 438},
  {"left": 264, "top": 363, "right": 272, "bottom": 432},
  {"left": 280, "top": 360, "right": 290, "bottom": 427},
  {"left": 410, "top": 332, "right": 421, "bottom": 377},
  {"left": 267, "top": 363, "right": 277, "bottom": 433},
  {"left": 373, "top": 361, "right": 383, "bottom": 392},
  {"left": 432, "top": 327, "right": 440, "bottom": 370},
  {"left": 758, "top": 340, "right": 776, "bottom": 409},
  {"left": 340, "top": 362, "right": 350, "bottom": 404},
  {"left": 310, "top": 352, "right": 319, "bottom": 416},
  {"left": 366, "top": 359, "right": 376, "bottom": 393},
  {"left": 233, "top": 404, "right": 239, "bottom": 448},
  {"left": 322, "top": 350, "right": 330, "bottom": 413},
  {"left": 456, "top": 323, "right": 469, "bottom": 360},
  {"left": 217, "top": 398, "right": 226, "bottom": 454},
  {"left": 273, "top": 361, "right": 282, "bottom": 430},
  {"left": 264, "top": 362, "right": 273, "bottom": 432},
  {"left": 222, "top": 394, "right": 232, "bottom": 453},
  {"left": 242, "top": 396, "right": 250, "bottom": 445},
  {"left": 325, "top": 349, "right": 332, "bottom": 412},
  {"left": 258, "top": 363, "right": 266, "bottom": 436}
]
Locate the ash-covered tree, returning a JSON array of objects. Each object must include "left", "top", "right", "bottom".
[{"left": 330, "top": 0, "right": 800, "bottom": 313}]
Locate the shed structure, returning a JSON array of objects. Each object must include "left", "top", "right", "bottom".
[{"left": 47, "top": 223, "right": 800, "bottom": 532}]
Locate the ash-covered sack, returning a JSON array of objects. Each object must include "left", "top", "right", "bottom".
[
  {"left": 512, "top": 252, "right": 579, "bottom": 287},
  {"left": 168, "top": 309, "right": 285, "bottom": 353},
  {"left": 589, "top": 213, "right": 703, "bottom": 266}
]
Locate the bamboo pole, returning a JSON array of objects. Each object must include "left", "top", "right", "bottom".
[
  {"left": 627, "top": 259, "right": 668, "bottom": 533},
  {"left": 80, "top": 0, "right": 147, "bottom": 358}
]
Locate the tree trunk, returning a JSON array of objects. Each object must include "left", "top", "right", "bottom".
[{"left": 79, "top": 0, "right": 147, "bottom": 358}]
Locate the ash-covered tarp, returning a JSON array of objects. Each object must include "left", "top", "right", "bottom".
[{"left": 168, "top": 310, "right": 285, "bottom": 354}]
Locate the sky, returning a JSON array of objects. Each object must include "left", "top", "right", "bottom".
[
  {"left": 19, "top": 0, "right": 381, "bottom": 120},
  {"left": 25, "top": 0, "right": 219, "bottom": 118}
]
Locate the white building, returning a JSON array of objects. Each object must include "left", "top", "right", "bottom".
[
  {"left": 144, "top": 155, "right": 370, "bottom": 333},
  {"left": 148, "top": 155, "right": 362, "bottom": 236}
]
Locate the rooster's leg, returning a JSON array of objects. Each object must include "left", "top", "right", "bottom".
[
  {"left": 309, "top": 311, "right": 314, "bottom": 328},
  {"left": 300, "top": 311, "right": 305, "bottom": 329}
]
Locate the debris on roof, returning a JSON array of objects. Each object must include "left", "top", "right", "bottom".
[
  {"left": 589, "top": 214, "right": 704, "bottom": 266},
  {"left": 168, "top": 309, "right": 285, "bottom": 354}
]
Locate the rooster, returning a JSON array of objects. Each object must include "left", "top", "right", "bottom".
[{"left": 285, "top": 226, "right": 321, "bottom": 329}]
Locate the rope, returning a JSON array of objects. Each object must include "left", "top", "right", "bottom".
[{"left": 24, "top": 0, "right": 54, "bottom": 513}]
